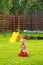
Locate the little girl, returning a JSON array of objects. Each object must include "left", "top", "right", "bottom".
[{"left": 20, "top": 37, "right": 28, "bottom": 54}]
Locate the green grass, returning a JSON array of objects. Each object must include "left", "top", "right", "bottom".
[
  {"left": 21, "top": 32, "right": 43, "bottom": 37},
  {"left": 0, "top": 32, "right": 43, "bottom": 65}
]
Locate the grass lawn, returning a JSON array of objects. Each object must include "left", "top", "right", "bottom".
[{"left": 0, "top": 32, "right": 43, "bottom": 65}]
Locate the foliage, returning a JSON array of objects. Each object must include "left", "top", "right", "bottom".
[
  {"left": 10, "top": 0, "right": 28, "bottom": 15},
  {"left": 0, "top": 0, "right": 43, "bottom": 14},
  {"left": 0, "top": 0, "right": 12, "bottom": 14},
  {"left": 10, "top": 0, "right": 43, "bottom": 15},
  {"left": 25, "top": 0, "right": 43, "bottom": 13}
]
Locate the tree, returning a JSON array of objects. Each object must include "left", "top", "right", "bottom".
[
  {"left": 25, "top": 0, "right": 43, "bottom": 12},
  {"left": 10, "top": 0, "right": 28, "bottom": 14},
  {"left": 0, "top": 0, "right": 12, "bottom": 14},
  {"left": 10, "top": 0, "right": 19, "bottom": 14},
  {"left": 10, "top": 0, "right": 28, "bottom": 31}
]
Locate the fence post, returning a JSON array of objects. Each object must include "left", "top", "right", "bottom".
[
  {"left": 18, "top": 15, "right": 20, "bottom": 32},
  {"left": 35, "top": 9, "right": 38, "bottom": 40}
]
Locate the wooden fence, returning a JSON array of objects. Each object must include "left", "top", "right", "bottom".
[{"left": 0, "top": 13, "right": 43, "bottom": 31}]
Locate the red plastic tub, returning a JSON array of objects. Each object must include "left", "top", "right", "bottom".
[{"left": 18, "top": 52, "right": 28, "bottom": 57}]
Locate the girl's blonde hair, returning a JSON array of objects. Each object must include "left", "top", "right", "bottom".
[{"left": 20, "top": 38, "right": 26, "bottom": 44}]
